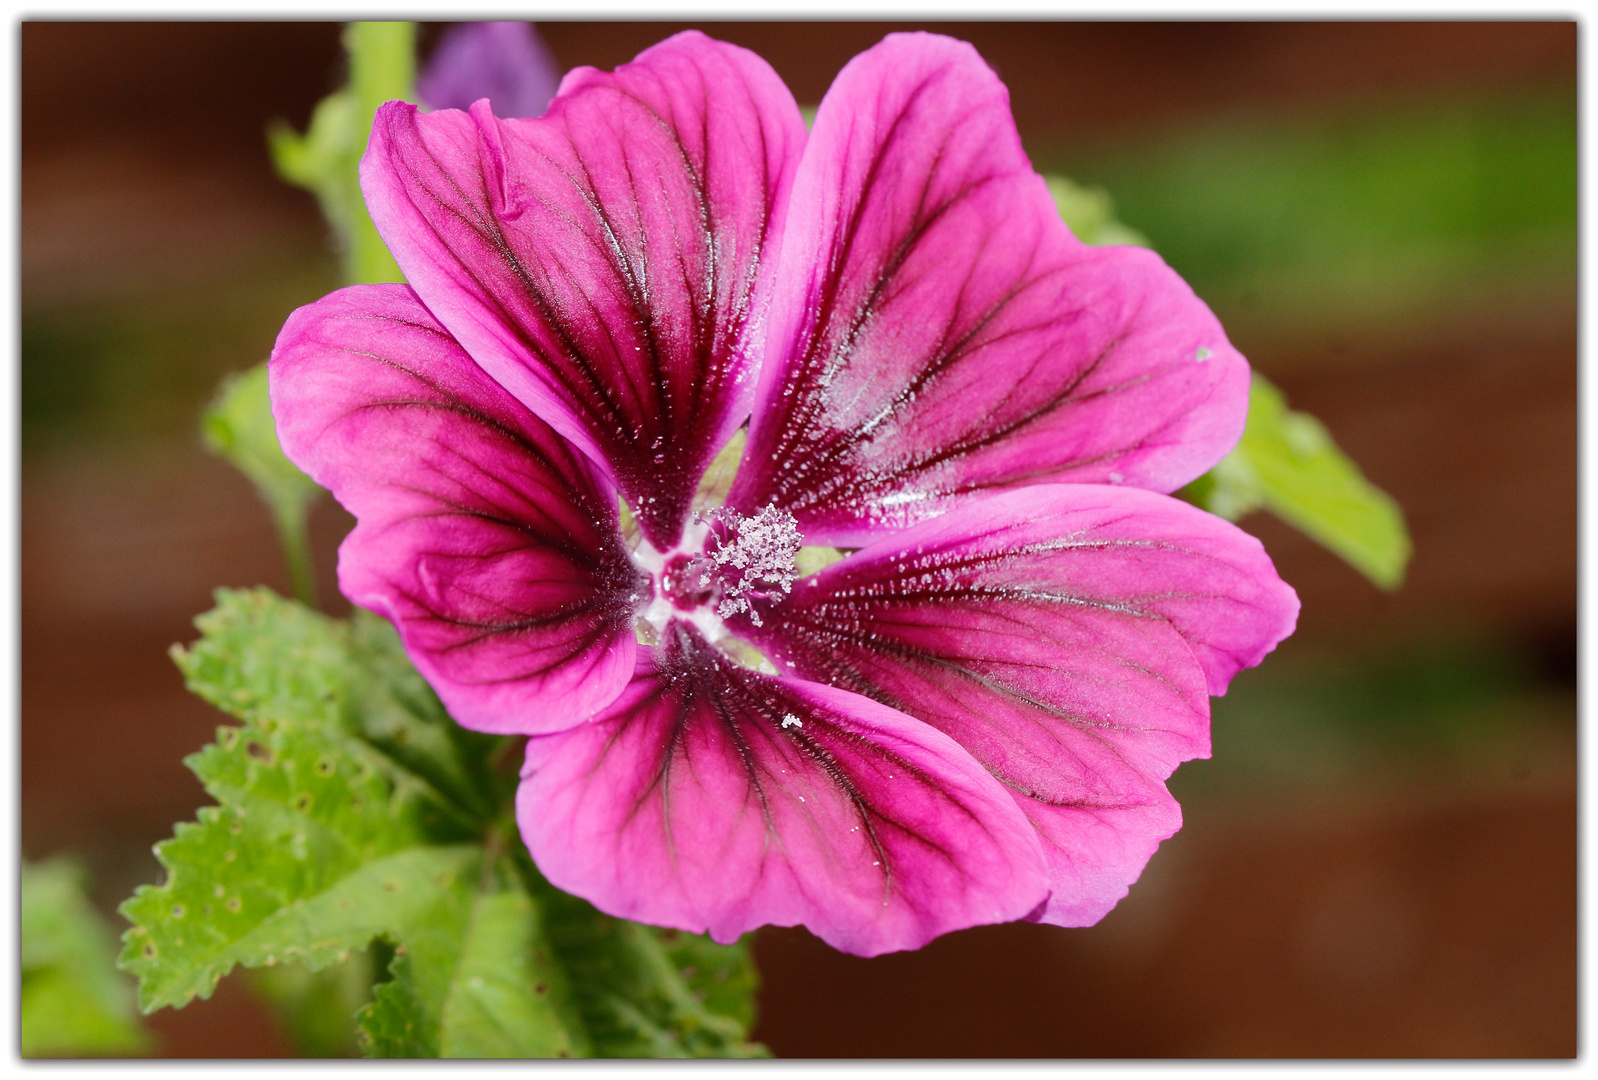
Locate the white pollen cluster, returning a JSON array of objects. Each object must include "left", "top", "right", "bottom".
[{"left": 704, "top": 504, "right": 802, "bottom": 626}]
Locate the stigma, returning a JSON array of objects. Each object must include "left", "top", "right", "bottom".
[{"left": 631, "top": 504, "right": 802, "bottom": 644}]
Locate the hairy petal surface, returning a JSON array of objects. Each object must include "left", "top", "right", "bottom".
[
  {"left": 517, "top": 622, "right": 1048, "bottom": 956},
  {"left": 364, "top": 31, "right": 807, "bottom": 549},
  {"left": 730, "top": 33, "right": 1249, "bottom": 545},
  {"left": 271, "top": 284, "right": 646, "bottom": 734},
  {"left": 741, "top": 485, "right": 1299, "bottom": 925}
]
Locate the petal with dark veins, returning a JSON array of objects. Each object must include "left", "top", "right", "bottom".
[
  {"left": 730, "top": 32, "right": 1249, "bottom": 545},
  {"left": 271, "top": 283, "right": 645, "bottom": 734},
  {"left": 517, "top": 621, "right": 1048, "bottom": 956},
  {"left": 364, "top": 31, "right": 806, "bottom": 550},
  {"left": 741, "top": 484, "right": 1298, "bottom": 925}
]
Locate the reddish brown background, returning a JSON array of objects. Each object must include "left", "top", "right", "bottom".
[{"left": 21, "top": 21, "right": 1575, "bottom": 1058}]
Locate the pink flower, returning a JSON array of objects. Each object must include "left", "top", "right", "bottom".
[{"left": 270, "top": 31, "right": 1298, "bottom": 956}]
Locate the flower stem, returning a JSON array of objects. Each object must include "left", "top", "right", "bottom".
[
  {"left": 343, "top": 21, "right": 415, "bottom": 286},
  {"left": 272, "top": 498, "right": 320, "bottom": 611}
]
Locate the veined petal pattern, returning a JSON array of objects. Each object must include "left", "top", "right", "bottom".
[
  {"left": 271, "top": 284, "right": 645, "bottom": 734},
  {"left": 268, "top": 28, "right": 1304, "bottom": 955},
  {"left": 741, "top": 484, "right": 1299, "bottom": 924},
  {"left": 364, "top": 31, "right": 807, "bottom": 549},
  {"left": 518, "top": 622, "right": 1048, "bottom": 956},
  {"left": 731, "top": 33, "right": 1250, "bottom": 545}
]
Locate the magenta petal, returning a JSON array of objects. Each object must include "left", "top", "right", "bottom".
[
  {"left": 517, "top": 622, "right": 1048, "bottom": 956},
  {"left": 269, "top": 284, "right": 646, "bottom": 734},
  {"left": 729, "top": 33, "right": 1249, "bottom": 545},
  {"left": 363, "top": 31, "right": 807, "bottom": 549},
  {"left": 744, "top": 484, "right": 1298, "bottom": 925}
]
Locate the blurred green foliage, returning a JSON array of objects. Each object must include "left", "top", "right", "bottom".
[
  {"left": 1047, "top": 174, "right": 1149, "bottom": 247},
  {"left": 21, "top": 258, "right": 337, "bottom": 452},
  {"left": 25, "top": 92, "right": 1573, "bottom": 456},
  {"left": 1182, "top": 374, "right": 1410, "bottom": 589},
  {"left": 1050, "top": 92, "right": 1575, "bottom": 339},
  {"left": 22, "top": 859, "right": 151, "bottom": 1057},
  {"left": 1174, "top": 632, "right": 1574, "bottom": 803},
  {"left": 270, "top": 21, "right": 413, "bottom": 286},
  {"left": 202, "top": 364, "right": 324, "bottom": 606}
]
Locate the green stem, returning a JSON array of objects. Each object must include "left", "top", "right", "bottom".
[
  {"left": 343, "top": 21, "right": 415, "bottom": 286},
  {"left": 272, "top": 499, "right": 320, "bottom": 611}
]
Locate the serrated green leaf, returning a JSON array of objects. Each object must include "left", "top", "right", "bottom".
[
  {"left": 1046, "top": 174, "right": 1150, "bottom": 247},
  {"left": 527, "top": 867, "right": 767, "bottom": 1058},
  {"left": 1182, "top": 374, "right": 1411, "bottom": 589},
  {"left": 436, "top": 886, "right": 584, "bottom": 1058},
  {"left": 211, "top": 846, "right": 480, "bottom": 974},
  {"left": 358, "top": 948, "right": 433, "bottom": 1057},
  {"left": 346, "top": 611, "right": 510, "bottom": 823},
  {"left": 119, "top": 589, "right": 480, "bottom": 1012},
  {"left": 22, "top": 859, "right": 151, "bottom": 1057},
  {"left": 358, "top": 853, "right": 587, "bottom": 1059},
  {"left": 122, "top": 587, "right": 768, "bottom": 1058}
]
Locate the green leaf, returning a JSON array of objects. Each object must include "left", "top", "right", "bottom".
[
  {"left": 201, "top": 363, "right": 323, "bottom": 607},
  {"left": 1182, "top": 374, "right": 1412, "bottom": 589},
  {"left": 118, "top": 589, "right": 480, "bottom": 1012},
  {"left": 200, "top": 364, "right": 322, "bottom": 528},
  {"left": 358, "top": 852, "right": 586, "bottom": 1059},
  {"left": 1045, "top": 174, "right": 1150, "bottom": 247},
  {"left": 121, "top": 588, "right": 767, "bottom": 1057},
  {"left": 22, "top": 859, "right": 151, "bottom": 1057},
  {"left": 528, "top": 870, "right": 767, "bottom": 1058},
  {"left": 346, "top": 610, "right": 511, "bottom": 824}
]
